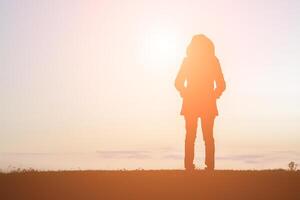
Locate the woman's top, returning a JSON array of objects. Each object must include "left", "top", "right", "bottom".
[{"left": 175, "top": 55, "right": 226, "bottom": 117}]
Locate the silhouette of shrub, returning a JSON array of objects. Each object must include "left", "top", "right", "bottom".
[{"left": 288, "top": 161, "right": 297, "bottom": 171}]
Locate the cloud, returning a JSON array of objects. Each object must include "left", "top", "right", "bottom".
[
  {"left": 2, "top": 149, "right": 299, "bottom": 165},
  {"left": 270, "top": 150, "right": 300, "bottom": 157},
  {"left": 0, "top": 152, "right": 58, "bottom": 156},
  {"left": 216, "top": 151, "right": 300, "bottom": 164},
  {"left": 95, "top": 149, "right": 300, "bottom": 165},
  {"left": 96, "top": 147, "right": 182, "bottom": 160},
  {"left": 162, "top": 154, "right": 183, "bottom": 160},
  {"left": 96, "top": 150, "right": 152, "bottom": 159},
  {"left": 217, "top": 154, "right": 265, "bottom": 161}
]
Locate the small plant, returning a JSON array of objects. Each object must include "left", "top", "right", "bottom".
[{"left": 288, "top": 161, "right": 297, "bottom": 171}]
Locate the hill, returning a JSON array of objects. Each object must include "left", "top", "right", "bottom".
[{"left": 1, "top": 170, "right": 299, "bottom": 200}]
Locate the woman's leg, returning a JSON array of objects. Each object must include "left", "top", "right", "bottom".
[
  {"left": 184, "top": 115, "right": 198, "bottom": 170},
  {"left": 201, "top": 116, "right": 215, "bottom": 170}
]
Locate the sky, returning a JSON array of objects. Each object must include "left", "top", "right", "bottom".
[{"left": 1, "top": 0, "right": 300, "bottom": 171}]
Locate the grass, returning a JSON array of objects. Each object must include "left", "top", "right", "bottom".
[{"left": 1, "top": 169, "right": 300, "bottom": 200}]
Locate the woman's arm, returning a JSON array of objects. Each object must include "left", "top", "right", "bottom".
[
  {"left": 175, "top": 58, "right": 187, "bottom": 97},
  {"left": 214, "top": 59, "right": 226, "bottom": 99}
]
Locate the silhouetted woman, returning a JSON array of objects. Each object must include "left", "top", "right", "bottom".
[{"left": 175, "top": 34, "right": 226, "bottom": 171}]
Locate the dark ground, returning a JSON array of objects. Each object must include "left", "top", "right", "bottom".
[{"left": 1, "top": 170, "right": 300, "bottom": 200}]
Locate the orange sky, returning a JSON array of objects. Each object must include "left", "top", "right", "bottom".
[{"left": 1, "top": 0, "right": 300, "bottom": 170}]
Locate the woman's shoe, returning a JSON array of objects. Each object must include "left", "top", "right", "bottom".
[
  {"left": 204, "top": 167, "right": 214, "bottom": 172},
  {"left": 185, "top": 164, "right": 195, "bottom": 171}
]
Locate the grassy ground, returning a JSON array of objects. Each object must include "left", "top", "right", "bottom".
[{"left": 1, "top": 170, "right": 300, "bottom": 200}]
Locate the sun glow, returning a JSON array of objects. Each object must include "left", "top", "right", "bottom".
[{"left": 137, "top": 26, "right": 185, "bottom": 69}]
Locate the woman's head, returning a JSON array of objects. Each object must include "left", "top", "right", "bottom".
[{"left": 186, "top": 34, "right": 215, "bottom": 57}]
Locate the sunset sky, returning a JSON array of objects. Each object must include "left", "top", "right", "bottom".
[{"left": 1, "top": 0, "right": 300, "bottom": 170}]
